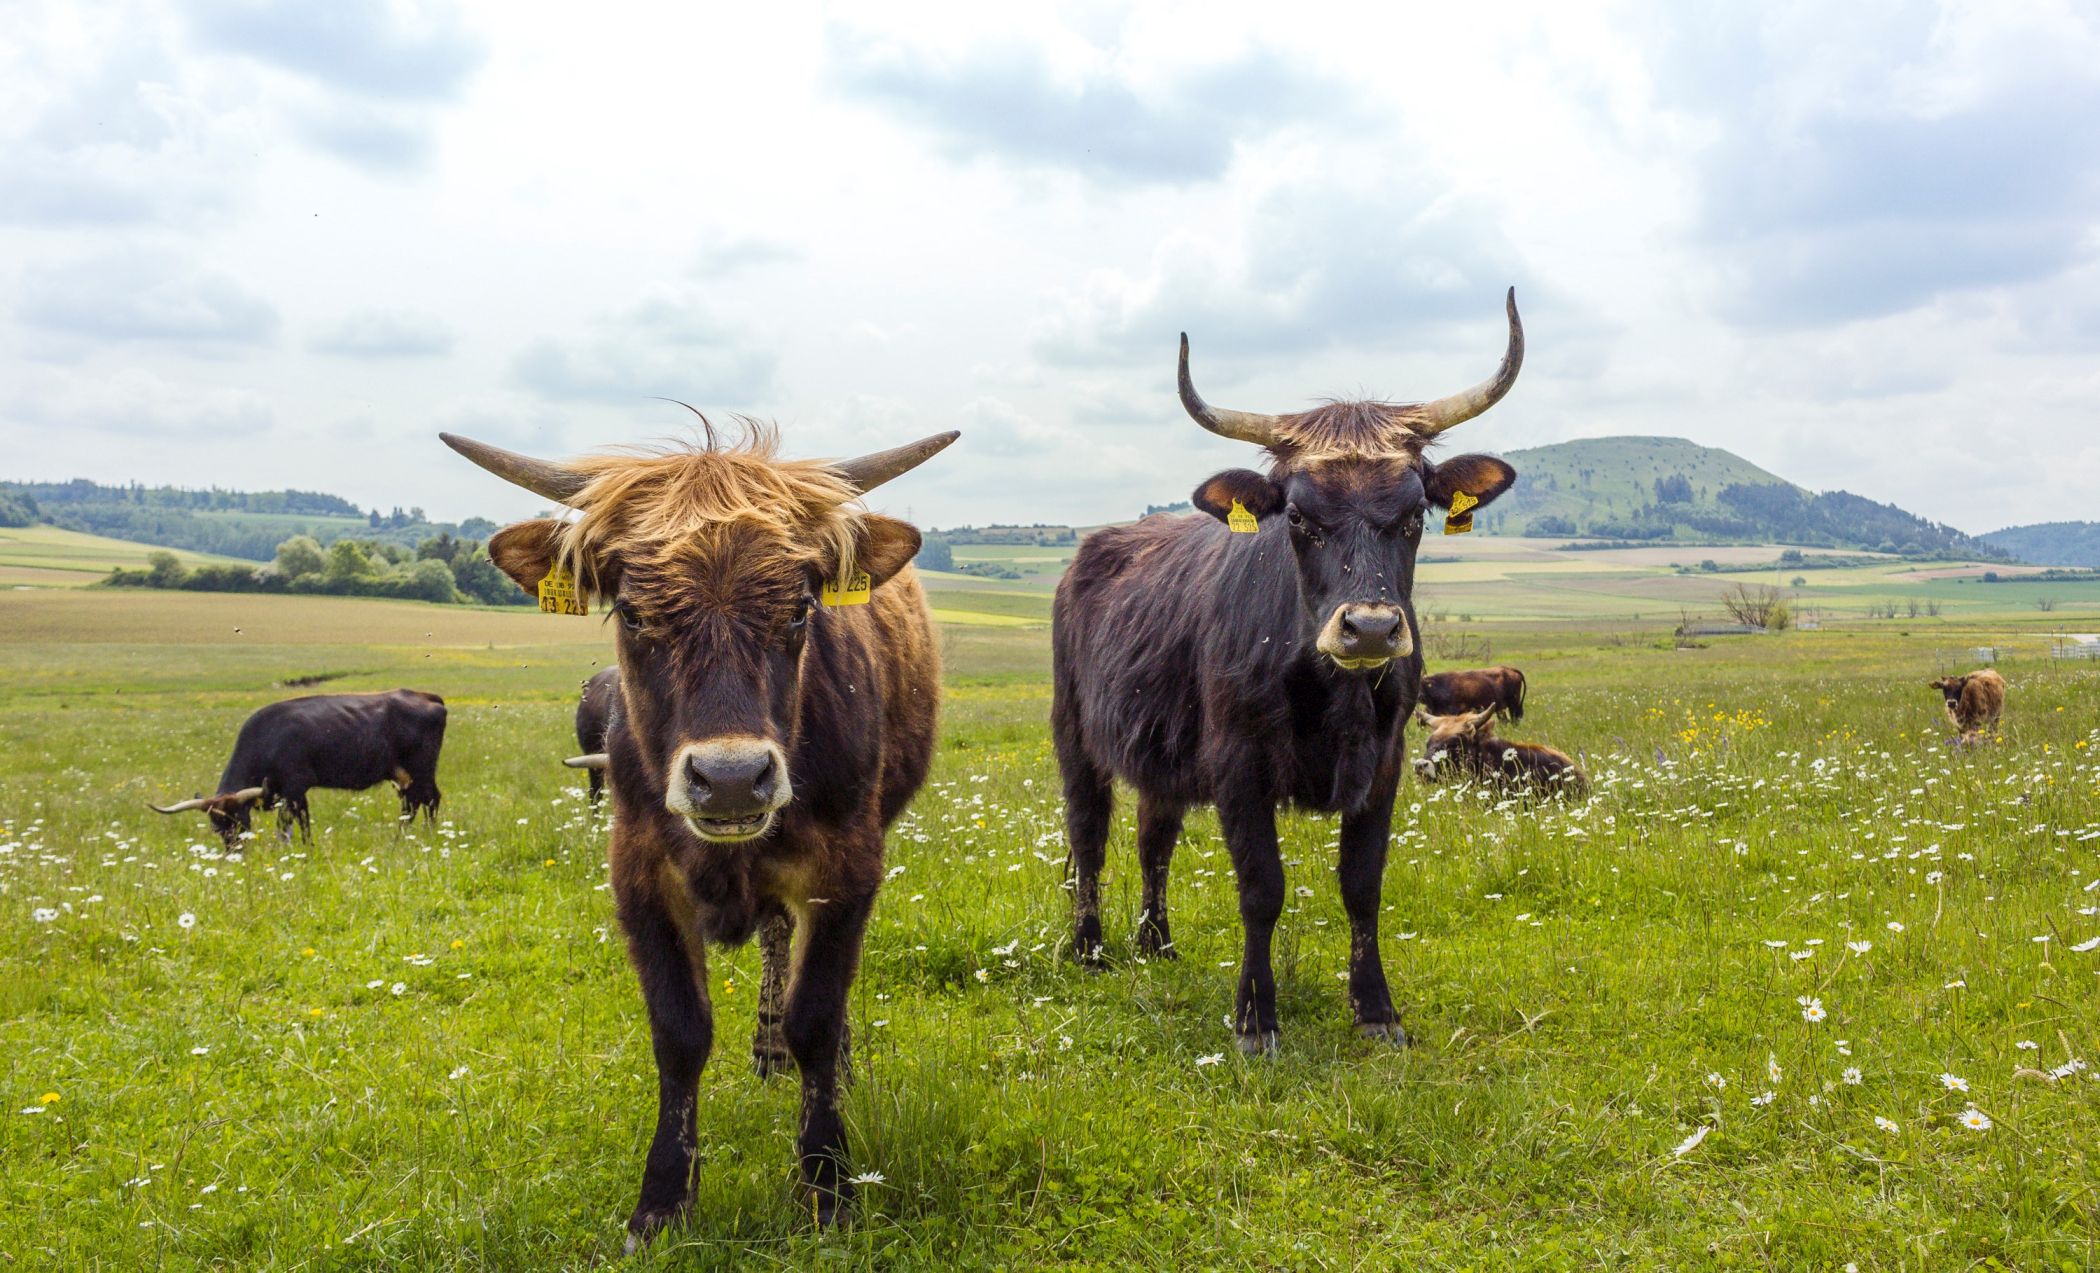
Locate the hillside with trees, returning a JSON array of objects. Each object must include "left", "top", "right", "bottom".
[{"left": 1980, "top": 521, "right": 2100, "bottom": 569}]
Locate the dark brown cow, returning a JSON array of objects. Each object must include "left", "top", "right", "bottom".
[
  {"left": 1929, "top": 669, "right": 2006, "bottom": 744},
  {"left": 445, "top": 419, "right": 955, "bottom": 1244},
  {"left": 1053, "top": 290, "right": 1523, "bottom": 1054},
  {"left": 566, "top": 666, "right": 620, "bottom": 803},
  {"left": 1412, "top": 708, "right": 1586, "bottom": 799},
  {"left": 150, "top": 689, "right": 446, "bottom": 847},
  {"left": 1420, "top": 665, "right": 1526, "bottom": 721}
]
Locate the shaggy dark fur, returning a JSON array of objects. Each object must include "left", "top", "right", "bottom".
[
  {"left": 481, "top": 431, "right": 943, "bottom": 1244},
  {"left": 1053, "top": 445, "right": 1516, "bottom": 1053},
  {"left": 574, "top": 666, "right": 621, "bottom": 803},
  {"left": 151, "top": 690, "right": 446, "bottom": 846}
]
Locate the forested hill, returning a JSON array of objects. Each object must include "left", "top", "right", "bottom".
[
  {"left": 1979, "top": 521, "right": 2100, "bottom": 569},
  {"left": 1474, "top": 436, "right": 2005, "bottom": 558},
  {"left": 0, "top": 478, "right": 497, "bottom": 560}
]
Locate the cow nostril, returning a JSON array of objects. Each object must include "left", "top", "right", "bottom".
[
  {"left": 750, "top": 752, "right": 777, "bottom": 801},
  {"left": 686, "top": 753, "right": 713, "bottom": 797}
]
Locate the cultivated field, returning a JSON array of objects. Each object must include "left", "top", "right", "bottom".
[{"left": 4, "top": 586, "right": 2099, "bottom": 1269}]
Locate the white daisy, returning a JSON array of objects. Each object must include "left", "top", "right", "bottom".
[
  {"left": 1940, "top": 1073, "right": 1968, "bottom": 1092},
  {"left": 1959, "top": 1107, "right": 1991, "bottom": 1131}
]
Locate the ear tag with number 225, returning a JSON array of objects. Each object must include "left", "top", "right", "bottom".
[
  {"left": 1444, "top": 489, "right": 1479, "bottom": 536},
  {"left": 821, "top": 570, "right": 872, "bottom": 607},
  {"left": 537, "top": 564, "right": 588, "bottom": 615},
  {"left": 1226, "top": 499, "right": 1259, "bottom": 534}
]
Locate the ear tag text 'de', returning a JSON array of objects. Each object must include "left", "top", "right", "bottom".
[
  {"left": 537, "top": 564, "right": 587, "bottom": 615},
  {"left": 1444, "top": 488, "right": 1479, "bottom": 536},
  {"left": 1226, "top": 499, "right": 1259, "bottom": 534},
  {"left": 821, "top": 569, "right": 872, "bottom": 607}
]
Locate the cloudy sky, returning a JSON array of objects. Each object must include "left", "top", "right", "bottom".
[{"left": 4, "top": 0, "right": 2096, "bottom": 533}]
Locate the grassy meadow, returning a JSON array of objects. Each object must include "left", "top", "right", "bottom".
[{"left": 3, "top": 580, "right": 2099, "bottom": 1269}]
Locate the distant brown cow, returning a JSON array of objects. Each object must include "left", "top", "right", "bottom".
[
  {"left": 1413, "top": 708, "right": 1586, "bottom": 799},
  {"left": 1929, "top": 669, "right": 2006, "bottom": 744},
  {"left": 1420, "top": 665, "right": 1526, "bottom": 721}
]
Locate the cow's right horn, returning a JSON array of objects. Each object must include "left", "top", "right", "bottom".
[
  {"left": 1178, "top": 334, "right": 1285, "bottom": 446},
  {"left": 831, "top": 432, "right": 961, "bottom": 497},
  {"left": 563, "top": 753, "right": 609, "bottom": 770},
  {"left": 1409, "top": 288, "right": 1524, "bottom": 436},
  {"left": 149, "top": 796, "right": 211, "bottom": 814},
  {"left": 440, "top": 433, "right": 591, "bottom": 504}
]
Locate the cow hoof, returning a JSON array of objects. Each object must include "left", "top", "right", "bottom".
[
  {"left": 1358, "top": 1021, "right": 1410, "bottom": 1046},
  {"left": 1134, "top": 928, "right": 1177, "bottom": 959},
  {"left": 1235, "top": 1029, "right": 1280, "bottom": 1057},
  {"left": 1071, "top": 942, "right": 1107, "bottom": 970},
  {"left": 753, "top": 1048, "right": 794, "bottom": 1080},
  {"left": 624, "top": 1202, "right": 687, "bottom": 1253}
]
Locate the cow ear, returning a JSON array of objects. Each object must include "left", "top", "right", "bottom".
[
  {"left": 857, "top": 514, "right": 924, "bottom": 589},
  {"left": 1192, "top": 469, "right": 1284, "bottom": 524},
  {"left": 487, "top": 519, "right": 610, "bottom": 599},
  {"left": 1425, "top": 455, "right": 1517, "bottom": 511}
]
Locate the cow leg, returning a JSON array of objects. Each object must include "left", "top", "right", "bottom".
[
  {"left": 618, "top": 881, "right": 713, "bottom": 1251},
  {"left": 752, "top": 911, "right": 793, "bottom": 1078},
  {"left": 588, "top": 769, "right": 605, "bottom": 806},
  {"left": 1133, "top": 795, "right": 1183, "bottom": 958},
  {"left": 1338, "top": 769, "right": 1405, "bottom": 1044},
  {"left": 1061, "top": 759, "right": 1113, "bottom": 965},
  {"left": 784, "top": 890, "right": 874, "bottom": 1226},
  {"left": 1216, "top": 789, "right": 1284, "bottom": 1055}
]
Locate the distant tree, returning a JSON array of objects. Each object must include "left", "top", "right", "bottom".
[
  {"left": 1527, "top": 515, "right": 1578, "bottom": 537},
  {"left": 1653, "top": 473, "right": 1694, "bottom": 504},
  {"left": 274, "top": 535, "right": 326, "bottom": 579},
  {"left": 146, "top": 551, "right": 184, "bottom": 587},
  {"left": 1721, "top": 583, "right": 1791, "bottom": 630},
  {"left": 917, "top": 536, "right": 955, "bottom": 572},
  {"left": 1778, "top": 549, "right": 1805, "bottom": 565},
  {"left": 1791, "top": 575, "right": 1807, "bottom": 588},
  {"left": 0, "top": 489, "right": 38, "bottom": 527},
  {"left": 326, "top": 538, "right": 375, "bottom": 583}
]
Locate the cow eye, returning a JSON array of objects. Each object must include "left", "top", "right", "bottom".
[
  {"left": 789, "top": 596, "right": 813, "bottom": 631},
  {"left": 617, "top": 603, "right": 644, "bottom": 633}
]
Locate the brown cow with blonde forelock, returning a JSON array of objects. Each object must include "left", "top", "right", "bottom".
[
  {"left": 1412, "top": 707, "right": 1586, "bottom": 799},
  {"left": 1930, "top": 669, "right": 2006, "bottom": 745},
  {"left": 1053, "top": 289, "right": 1523, "bottom": 1055},
  {"left": 444, "top": 419, "right": 955, "bottom": 1246}
]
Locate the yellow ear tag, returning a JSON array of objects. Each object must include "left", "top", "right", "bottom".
[
  {"left": 537, "top": 563, "right": 587, "bottom": 615},
  {"left": 1444, "top": 489, "right": 1479, "bottom": 536},
  {"left": 1226, "top": 499, "right": 1259, "bottom": 534},
  {"left": 821, "top": 569, "right": 872, "bottom": 607}
]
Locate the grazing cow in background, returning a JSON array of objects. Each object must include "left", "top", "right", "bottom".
[
  {"left": 150, "top": 690, "right": 447, "bottom": 848},
  {"left": 1930, "top": 669, "right": 2006, "bottom": 744},
  {"left": 444, "top": 418, "right": 955, "bottom": 1245},
  {"left": 1054, "top": 289, "right": 1524, "bottom": 1054},
  {"left": 1412, "top": 708, "right": 1586, "bottom": 799},
  {"left": 1420, "top": 665, "right": 1527, "bottom": 722},
  {"left": 567, "top": 666, "right": 620, "bottom": 803}
]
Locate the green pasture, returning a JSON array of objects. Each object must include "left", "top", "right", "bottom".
[
  {"left": 0, "top": 526, "right": 243, "bottom": 589},
  {"left": 4, "top": 587, "right": 2099, "bottom": 1269}
]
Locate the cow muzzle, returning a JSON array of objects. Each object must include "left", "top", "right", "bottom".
[
  {"left": 666, "top": 737, "right": 791, "bottom": 842},
  {"left": 1316, "top": 604, "right": 1412, "bottom": 671}
]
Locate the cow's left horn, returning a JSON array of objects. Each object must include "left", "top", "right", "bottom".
[
  {"left": 149, "top": 796, "right": 211, "bottom": 814},
  {"left": 831, "top": 431, "right": 960, "bottom": 496},
  {"left": 1179, "top": 334, "right": 1285, "bottom": 446},
  {"left": 440, "top": 433, "right": 591, "bottom": 504},
  {"left": 1410, "top": 288, "right": 1524, "bottom": 436},
  {"left": 563, "top": 754, "right": 609, "bottom": 770}
]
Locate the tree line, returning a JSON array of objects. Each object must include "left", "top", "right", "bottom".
[{"left": 104, "top": 532, "right": 529, "bottom": 606}]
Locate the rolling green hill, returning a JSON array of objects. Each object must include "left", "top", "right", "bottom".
[
  {"left": 1980, "top": 521, "right": 2100, "bottom": 569},
  {"left": 1474, "top": 436, "right": 2002, "bottom": 558}
]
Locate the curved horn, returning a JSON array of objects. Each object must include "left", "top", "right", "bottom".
[
  {"left": 831, "top": 432, "right": 960, "bottom": 496},
  {"left": 439, "top": 433, "right": 591, "bottom": 504},
  {"left": 563, "top": 753, "right": 609, "bottom": 770},
  {"left": 149, "top": 796, "right": 211, "bottom": 814},
  {"left": 226, "top": 786, "right": 266, "bottom": 803},
  {"left": 1179, "top": 333, "right": 1285, "bottom": 446},
  {"left": 1411, "top": 288, "right": 1525, "bottom": 436}
]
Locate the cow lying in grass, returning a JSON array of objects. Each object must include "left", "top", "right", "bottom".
[
  {"left": 1412, "top": 707, "right": 1586, "bottom": 799},
  {"left": 1929, "top": 669, "right": 2006, "bottom": 746}
]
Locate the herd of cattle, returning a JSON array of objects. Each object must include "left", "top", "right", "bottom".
[{"left": 138, "top": 291, "right": 2014, "bottom": 1247}]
